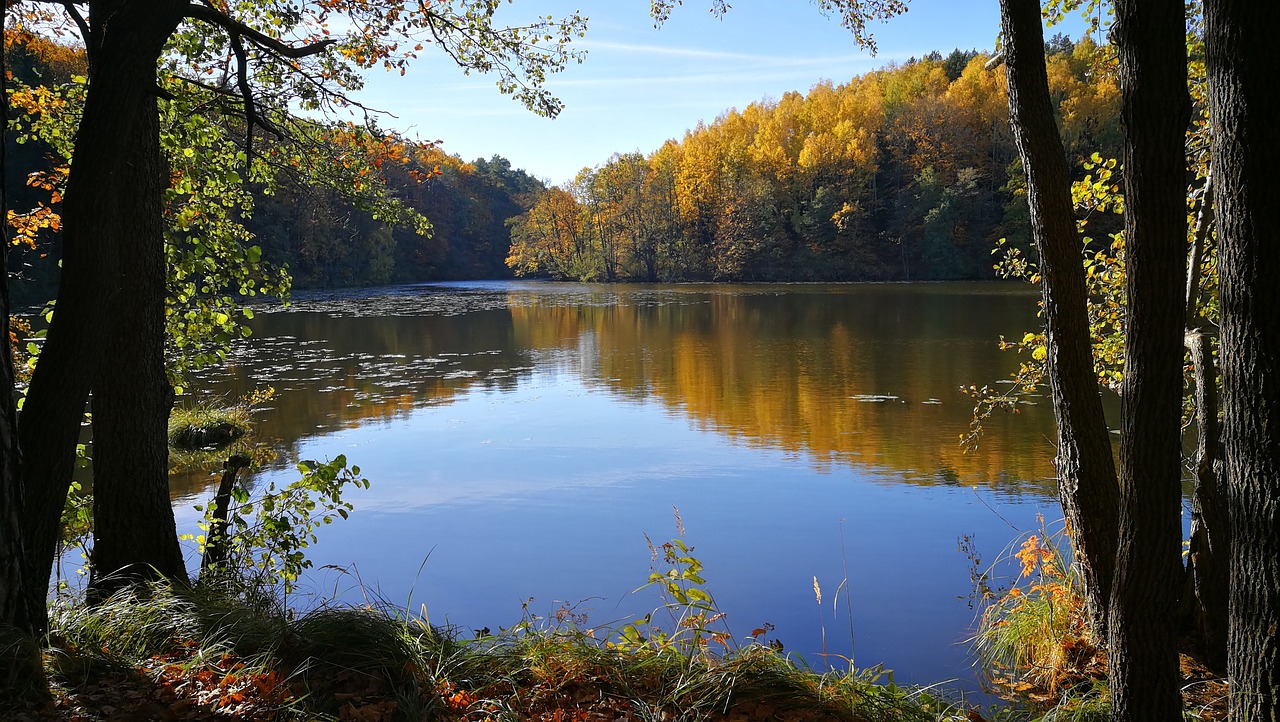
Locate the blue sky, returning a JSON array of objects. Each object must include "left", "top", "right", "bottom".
[{"left": 355, "top": 1, "right": 1082, "bottom": 185}]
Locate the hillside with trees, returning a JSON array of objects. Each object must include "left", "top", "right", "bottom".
[
  {"left": 247, "top": 152, "right": 543, "bottom": 288},
  {"left": 507, "top": 38, "right": 1121, "bottom": 283}
]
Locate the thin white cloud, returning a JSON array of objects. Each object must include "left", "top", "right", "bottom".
[
  {"left": 545, "top": 67, "right": 874, "bottom": 89},
  {"left": 581, "top": 38, "right": 885, "bottom": 68}
]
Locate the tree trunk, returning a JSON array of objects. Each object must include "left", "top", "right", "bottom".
[
  {"left": 1205, "top": 1, "right": 1280, "bottom": 719},
  {"left": 2, "top": 9, "right": 47, "bottom": 702},
  {"left": 86, "top": 64, "right": 185, "bottom": 599},
  {"left": 19, "top": 0, "right": 186, "bottom": 621},
  {"left": 1107, "top": 1, "right": 1191, "bottom": 718},
  {"left": 1, "top": 5, "right": 24, "bottom": 631},
  {"left": 200, "top": 456, "right": 251, "bottom": 579},
  {"left": 997, "top": 0, "right": 1119, "bottom": 639},
  {"left": 1, "top": 1, "right": 36, "bottom": 640},
  {"left": 1181, "top": 170, "right": 1230, "bottom": 669},
  {"left": 1185, "top": 329, "right": 1228, "bottom": 670}
]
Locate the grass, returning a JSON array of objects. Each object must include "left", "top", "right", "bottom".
[
  {"left": 2, "top": 577, "right": 977, "bottom": 722},
  {"left": 167, "top": 390, "right": 277, "bottom": 470},
  {"left": 168, "top": 388, "right": 276, "bottom": 453},
  {"left": 3, "top": 517, "right": 1230, "bottom": 721},
  {"left": 970, "top": 520, "right": 1098, "bottom": 702},
  {"left": 968, "top": 520, "right": 1228, "bottom": 721},
  {"left": 168, "top": 401, "right": 253, "bottom": 450}
]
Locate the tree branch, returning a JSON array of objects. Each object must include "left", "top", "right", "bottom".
[
  {"left": 1185, "top": 171, "right": 1214, "bottom": 328},
  {"left": 183, "top": 4, "right": 335, "bottom": 59},
  {"left": 60, "top": 1, "right": 91, "bottom": 62},
  {"left": 229, "top": 30, "right": 257, "bottom": 166}
]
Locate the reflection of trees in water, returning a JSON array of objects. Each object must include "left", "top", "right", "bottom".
[
  {"left": 506, "top": 284, "right": 1058, "bottom": 490},
  {"left": 172, "top": 283, "right": 1058, "bottom": 500}
]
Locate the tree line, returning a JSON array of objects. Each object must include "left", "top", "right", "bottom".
[
  {"left": 248, "top": 152, "right": 541, "bottom": 288},
  {"left": 506, "top": 37, "right": 1122, "bottom": 283}
]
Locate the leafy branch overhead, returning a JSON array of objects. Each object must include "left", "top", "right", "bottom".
[
  {"left": 167, "top": 0, "right": 587, "bottom": 122},
  {"left": 648, "top": 0, "right": 907, "bottom": 53},
  {"left": 11, "top": 0, "right": 587, "bottom": 178}
]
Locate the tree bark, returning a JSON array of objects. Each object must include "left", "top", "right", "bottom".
[
  {"left": 2, "top": 9, "right": 47, "bottom": 701},
  {"left": 1181, "top": 171, "right": 1228, "bottom": 671},
  {"left": 997, "top": 0, "right": 1119, "bottom": 640},
  {"left": 20, "top": 0, "right": 186, "bottom": 620},
  {"left": 86, "top": 53, "right": 185, "bottom": 599},
  {"left": 1107, "top": 1, "right": 1191, "bottom": 718},
  {"left": 1205, "top": 1, "right": 1280, "bottom": 719}
]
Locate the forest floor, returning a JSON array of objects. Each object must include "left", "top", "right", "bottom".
[
  {"left": 2, "top": 593, "right": 1229, "bottom": 722},
  {"left": 1, "top": 582, "right": 975, "bottom": 722}
]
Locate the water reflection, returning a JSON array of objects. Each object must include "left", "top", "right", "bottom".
[{"left": 182, "top": 282, "right": 1056, "bottom": 498}]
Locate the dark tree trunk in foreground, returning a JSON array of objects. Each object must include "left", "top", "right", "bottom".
[
  {"left": 87, "top": 65, "right": 184, "bottom": 600},
  {"left": 1, "top": 4, "right": 35, "bottom": 638},
  {"left": 20, "top": 0, "right": 186, "bottom": 620},
  {"left": 1107, "top": 1, "right": 1191, "bottom": 718},
  {"left": 2, "top": 8, "right": 45, "bottom": 701},
  {"left": 997, "top": 0, "right": 1119, "bottom": 639},
  {"left": 1206, "top": 1, "right": 1280, "bottom": 718}
]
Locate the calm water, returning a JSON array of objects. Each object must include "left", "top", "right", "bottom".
[{"left": 174, "top": 281, "right": 1065, "bottom": 694}]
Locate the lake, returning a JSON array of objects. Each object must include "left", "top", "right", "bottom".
[{"left": 172, "top": 281, "right": 1065, "bottom": 695}]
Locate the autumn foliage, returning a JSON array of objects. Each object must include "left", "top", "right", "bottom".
[{"left": 508, "top": 39, "right": 1121, "bottom": 283}]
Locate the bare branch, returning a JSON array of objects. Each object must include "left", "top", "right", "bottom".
[
  {"left": 61, "top": 1, "right": 91, "bottom": 60},
  {"left": 183, "top": 4, "right": 335, "bottom": 59},
  {"left": 169, "top": 74, "right": 238, "bottom": 98},
  {"left": 229, "top": 30, "right": 257, "bottom": 166}
]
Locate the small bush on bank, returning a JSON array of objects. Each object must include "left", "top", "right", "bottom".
[
  {"left": 968, "top": 518, "right": 1227, "bottom": 721},
  {"left": 168, "top": 404, "right": 251, "bottom": 450}
]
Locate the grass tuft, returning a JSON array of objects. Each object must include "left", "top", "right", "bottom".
[
  {"left": 168, "top": 402, "right": 252, "bottom": 450},
  {"left": 971, "top": 519, "right": 1099, "bottom": 702}
]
